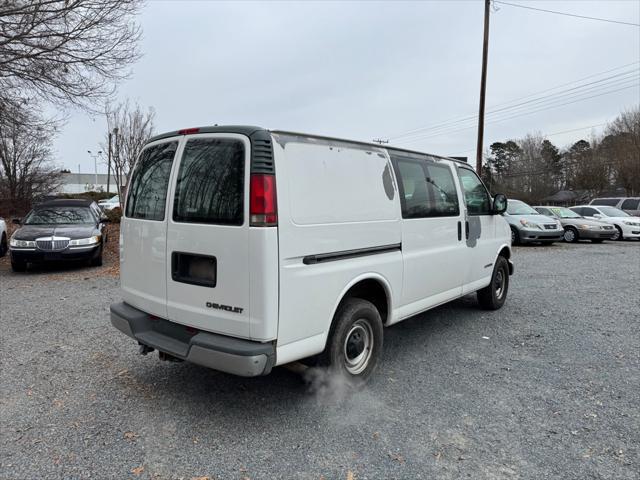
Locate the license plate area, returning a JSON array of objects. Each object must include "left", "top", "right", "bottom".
[
  {"left": 44, "top": 252, "right": 62, "bottom": 260},
  {"left": 171, "top": 252, "right": 217, "bottom": 288}
]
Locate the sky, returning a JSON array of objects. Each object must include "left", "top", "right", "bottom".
[{"left": 54, "top": 0, "right": 640, "bottom": 174}]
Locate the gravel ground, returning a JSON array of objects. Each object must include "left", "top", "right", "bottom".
[{"left": 1, "top": 241, "right": 638, "bottom": 480}]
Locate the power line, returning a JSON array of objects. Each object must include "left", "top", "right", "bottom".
[
  {"left": 494, "top": 1, "right": 640, "bottom": 27},
  {"left": 398, "top": 82, "right": 639, "bottom": 145},
  {"left": 389, "top": 61, "right": 640, "bottom": 141},
  {"left": 448, "top": 122, "right": 610, "bottom": 156},
  {"left": 392, "top": 68, "right": 639, "bottom": 141}
]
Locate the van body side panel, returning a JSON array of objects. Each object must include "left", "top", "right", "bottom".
[{"left": 273, "top": 137, "right": 402, "bottom": 349}]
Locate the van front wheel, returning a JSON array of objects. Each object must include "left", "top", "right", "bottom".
[
  {"left": 477, "top": 256, "right": 509, "bottom": 310},
  {"left": 320, "top": 298, "right": 383, "bottom": 384}
]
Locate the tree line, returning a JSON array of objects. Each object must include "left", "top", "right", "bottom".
[
  {"left": 0, "top": 0, "right": 147, "bottom": 215},
  {"left": 481, "top": 106, "right": 640, "bottom": 204}
]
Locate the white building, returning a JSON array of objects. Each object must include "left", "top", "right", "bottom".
[{"left": 55, "top": 173, "right": 126, "bottom": 194}]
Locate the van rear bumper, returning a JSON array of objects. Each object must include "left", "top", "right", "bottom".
[{"left": 110, "top": 302, "right": 276, "bottom": 377}]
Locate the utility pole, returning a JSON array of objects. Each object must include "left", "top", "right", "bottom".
[
  {"left": 475, "top": 0, "right": 491, "bottom": 175},
  {"left": 87, "top": 150, "right": 102, "bottom": 188},
  {"left": 107, "top": 132, "right": 112, "bottom": 194}
]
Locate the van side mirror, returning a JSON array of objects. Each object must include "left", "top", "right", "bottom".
[
  {"left": 492, "top": 194, "right": 507, "bottom": 215},
  {"left": 12, "top": 218, "right": 21, "bottom": 225}
]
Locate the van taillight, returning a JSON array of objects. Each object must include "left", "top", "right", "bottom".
[{"left": 250, "top": 174, "right": 277, "bottom": 227}]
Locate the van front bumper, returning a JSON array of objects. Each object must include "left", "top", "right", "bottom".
[{"left": 110, "top": 302, "right": 276, "bottom": 377}]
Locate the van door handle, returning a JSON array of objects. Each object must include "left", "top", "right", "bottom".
[
  {"left": 457, "top": 221, "right": 462, "bottom": 241},
  {"left": 465, "top": 220, "right": 470, "bottom": 240}
]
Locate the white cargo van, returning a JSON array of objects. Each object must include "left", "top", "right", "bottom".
[{"left": 111, "top": 126, "right": 513, "bottom": 382}]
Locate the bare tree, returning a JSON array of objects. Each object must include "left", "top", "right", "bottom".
[
  {"left": 604, "top": 107, "right": 640, "bottom": 195},
  {"left": 103, "top": 99, "right": 156, "bottom": 202},
  {"left": 0, "top": 0, "right": 143, "bottom": 120},
  {"left": 0, "top": 111, "right": 62, "bottom": 214}
]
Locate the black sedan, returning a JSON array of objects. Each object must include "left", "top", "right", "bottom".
[{"left": 9, "top": 199, "right": 108, "bottom": 272}]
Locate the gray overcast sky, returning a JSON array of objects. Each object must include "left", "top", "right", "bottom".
[{"left": 55, "top": 0, "right": 640, "bottom": 174}]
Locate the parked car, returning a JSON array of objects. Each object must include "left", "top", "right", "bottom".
[
  {"left": 590, "top": 197, "right": 640, "bottom": 216},
  {"left": 98, "top": 195, "right": 120, "bottom": 211},
  {"left": 503, "top": 199, "right": 563, "bottom": 245},
  {"left": 110, "top": 125, "right": 513, "bottom": 384},
  {"left": 533, "top": 206, "right": 616, "bottom": 243},
  {"left": 9, "top": 199, "right": 108, "bottom": 272},
  {"left": 570, "top": 205, "right": 640, "bottom": 241},
  {"left": 0, "top": 217, "right": 7, "bottom": 257}
]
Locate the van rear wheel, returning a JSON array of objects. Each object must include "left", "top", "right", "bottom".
[
  {"left": 319, "top": 298, "right": 383, "bottom": 385},
  {"left": 477, "top": 256, "right": 509, "bottom": 310}
]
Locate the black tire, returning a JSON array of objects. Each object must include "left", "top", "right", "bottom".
[
  {"left": 612, "top": 225, "right": 623, "bottom": 241},
  {"left": 90, "top": 246, "right": 103, "bottom": 267},
  {"left": 477, "top": 256, "right": 509, "bottom": 310},
  {"left": 0, "top": 232, "right": 7, "bottom": 257},
  {"left": 11, "top": 259, "right": 27, "bottom": 272},
  {"left": 563, "top": 227, "right": 579, "bottom": 243},
  {"left": 318, "top": 298, "right": 383, "bottom": 385},
  {"left": 510, "top": 227, "right": 520, "bottom": 246},
  {"left": 591, "top": 239, "right": 604, "bottom": 243}
]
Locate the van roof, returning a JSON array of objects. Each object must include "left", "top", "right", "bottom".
[{"left": 146, "top": 125, "right": 469, "bottom": 165}]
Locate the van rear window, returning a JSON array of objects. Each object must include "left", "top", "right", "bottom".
[
  {"left": 173, "top": 138, "right": 245, "bottom": 225},
  {"left": 126, "top": 141, "right": 178, "bottom": 221}
]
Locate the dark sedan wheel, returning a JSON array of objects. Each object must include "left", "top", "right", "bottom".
[
  {"left": 510, "top": 227, "right": 520, "bottom": 246},
  {"left": 0, "top": 232, "right": 7, "bottom": 257},
  {"left": 612, "top": 226, "right": 623, "bottom": 241},
  {"left": 563, "top": 227, "right": 578, "bottom": 243},
  {"left": 90, "top": 246, "right": 103, "bottom": 267},
  {"left": 11, "top": 259, "right": 27, "bottom": 272}
]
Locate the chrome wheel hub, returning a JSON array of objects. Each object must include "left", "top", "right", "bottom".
[
  {"left": 495, "top": 269, "right": 506, "bottom": 300},
  {"left": 343, "top": 319, "right": 374, "bottom": 375}
]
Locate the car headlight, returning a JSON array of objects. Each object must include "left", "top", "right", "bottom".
[
  {"left": 69, "top": 235, "right": 101, "bottom": 246},
  {"left": 9, "top": 237, "right": 36, "bottom": 248},
  {"left": 519, "top": 219, "right": 542, "bottom": 229},
  {"left": 578, "top": 224, "right": 597, "bottom": 230},
  {"left": 623, "top": 221, "right": 640, "bottom": 227}
]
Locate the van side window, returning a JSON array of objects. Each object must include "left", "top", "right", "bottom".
[
  {"left": 394, "top": 158, "right": 459, "bottom": 218},
  {"left": 621, "top": 199, "right": 639, "bottom": 210},
  {"left": 457, "top": 167, "right": 491, "bottom": 215},
  {"left": 173, "top": 138, "right": 245, "bottom": 225},
  {"left": 424, "top": 163, "right": 459, "bottom": 216},
  {"left": 126, "top": 141, "right": 178, "bottom": 221},
  {"left": 395, "top": 160, "right": 429, "bottom": 218}
]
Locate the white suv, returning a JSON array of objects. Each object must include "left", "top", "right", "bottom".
[{"left": 111, "top": 126, "right": 513, "bottom": 383}]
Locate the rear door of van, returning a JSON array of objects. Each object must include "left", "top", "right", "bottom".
[
  {"left": 121, "top": 139, "right": 180, "bottom": 318},
  {"left": 165, "top": 133, "right": 254, "bottom": 339}
]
